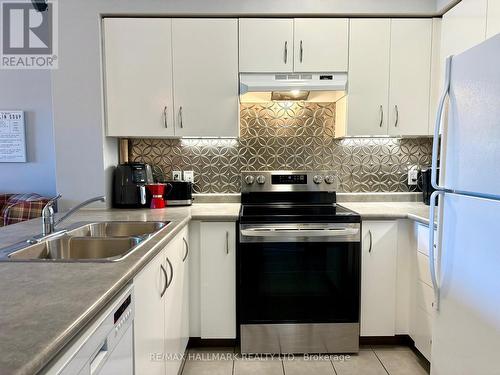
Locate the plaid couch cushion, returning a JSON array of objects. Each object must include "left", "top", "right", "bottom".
[
  {"left": 0, "top": 193, "right": 49, "bottom": 226},
  {"left": 0, "top": 194, "right": 12, "bottom": 209}
]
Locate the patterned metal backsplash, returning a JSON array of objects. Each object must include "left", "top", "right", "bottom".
[{"left": 130, "top": 102, "right": 432, "bottom": 193}]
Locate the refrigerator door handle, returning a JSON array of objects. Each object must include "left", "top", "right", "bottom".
[
  {"left": 429, "top": 189, "right": 444, "bottom": 311},
  {"left": 431, "top": 56, "right": 453, "bottom": 191}
]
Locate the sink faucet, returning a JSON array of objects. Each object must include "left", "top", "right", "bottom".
[{"left": 41, "top": 195, "right": 106, "bottom": 236}]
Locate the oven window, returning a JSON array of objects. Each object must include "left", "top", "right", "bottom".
[{"left": 238, "top": 242, "right": 360, "bottom": 324}]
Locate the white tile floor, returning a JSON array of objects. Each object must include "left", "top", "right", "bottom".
[{"left": 181, "top": 346, "right": 429, "bottom": 375}]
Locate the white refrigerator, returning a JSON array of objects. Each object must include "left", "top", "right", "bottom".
[{"left": 429, "top": 34, "right": 500, "bottom": 375}]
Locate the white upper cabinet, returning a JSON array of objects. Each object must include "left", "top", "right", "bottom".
[
  {"left": 344, "top": 19, "right": 433, "bottom": 137},
  {"left": 441, "top": 0, "right": 488, "bottom": 59},
  {"left": 293, "top": 19, "right": 349, "bottom": 72},
  {"left": 487, "top": 0, "right": 500, "bottom": 38},
  {"left": 239, "top": 18, "right": 349, "bottom": 73},
  {"left": 103, "top": 18, "right": 238, "bottom": 138},
  {"left": 388, "top": 19, "right": 432, "bottom": 136},
  {"left": 239, "top": 19, "right": 294, "bottom": 73},
  {"left": 103, "top": 18, "right": 174, "bottom": 137},
  {"left": 346, "top": 19, "right": 391, "bottom": 136},
  {"left": 172, "top": 19, "right": 239, "bottom": 137},
  {"left": 428, "top": 18, "right": 442, "bottom": 136}
]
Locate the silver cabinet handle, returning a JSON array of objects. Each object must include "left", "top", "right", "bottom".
[
  {"left": 179, "top": 106, "right": 183, "bottom": 129},
  {"left": 163, "top": 106, "right": 168, "bottom": 128},
  {"left": 429, "top": 190, "right": 444, "bottom": 311},
  {"left": 368, "top": 230, "right": 373, "bottom": 253},
  {"left": 284, "top": 41, "right": 288, "bottom": 64},
  {"left": 379, "top": 105, "right": 384, "bottom": 127},
  {"left": 432, "top": 56, "right": 452, "bottom": 191},
  {"left": 160, "top": 264, "right": 168, "bottom": 298},
  {"left": 394, "top": 105, "right": 399, "bottom": 127},
  {"left": 166, "top": 257, "right": 174, "bottom": 289},
  {"left": 300, "top": 40, "right": 303, "bottom": 63},
  {"left": 225, "top": 231, "right": 229, "bottom": 254},
  {"left": 182, "top": 237, "right": 189, "bottom": 262}
]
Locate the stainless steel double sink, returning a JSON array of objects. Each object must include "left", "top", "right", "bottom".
[{"left": 2, "top": 221, "right": 169, "bottom": 262}]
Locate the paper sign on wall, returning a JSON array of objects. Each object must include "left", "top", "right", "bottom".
[{"left": 0, "top": 111, "right": 26, "bottom": 163}]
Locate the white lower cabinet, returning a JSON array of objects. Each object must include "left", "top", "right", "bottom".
[
  {"left": 134, "top": 226, "right": 189, "bottom": 375},
  {"left": 133, "top": 248, "right": 166, "bottom": 375},
  {"left": 164, "top": 226, "right": 189, "bottom": 375},
  {"left": 413, "top": 307, "right": 433, "bottom": 360},
  {"left": 200, "top": 222, "right": 236, "bottom": 339},
  {"left": 410, "top": 223, "right": 435, "bottom": 361},
  {"left": 360, "top": 221, "right": 398, "bottom": 336}
]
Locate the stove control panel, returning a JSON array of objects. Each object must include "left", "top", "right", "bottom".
[{"left": 241, "top": 171, "right": 338, "bottom": 192}]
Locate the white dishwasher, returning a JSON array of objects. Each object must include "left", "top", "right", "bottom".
[{"left": 43, "top": 285, "right": 134, "bottom": 375}]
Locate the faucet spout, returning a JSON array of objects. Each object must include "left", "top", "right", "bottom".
[
  {"left": 40, "top": 195, "right": 105, "bottom": 237},
  {"left": 54, "top": 195, "right": 106, "bottom": 227}
]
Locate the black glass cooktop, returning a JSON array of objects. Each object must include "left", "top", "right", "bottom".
[{"left": 240, "top": 204, "right": 361, "bottom": 224}]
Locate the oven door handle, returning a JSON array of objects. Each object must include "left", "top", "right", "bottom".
[{"left": 240, "top": 228, "right": 359, "bottom": 237}]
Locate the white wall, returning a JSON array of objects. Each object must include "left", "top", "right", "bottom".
[{"left": 0, "top": 70, "right": 56, "bottom": 197}]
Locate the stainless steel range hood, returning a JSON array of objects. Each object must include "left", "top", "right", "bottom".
[{"left": 239, "top": 72, "right": 347, "bottom": 103}]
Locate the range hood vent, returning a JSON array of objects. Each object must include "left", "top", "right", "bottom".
[{"left": 239, "top": 72, "right": 347, "bottom": 103}]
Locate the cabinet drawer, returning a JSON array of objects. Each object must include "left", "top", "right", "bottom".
[
  {"left": 417, "top": 224, "right": 437, "bottom": 257},
  {"left": 415, "top": 279, "right": 435, "bottom": 314},
  {"left": 413, "top": 307, "right": 432, "bottom": 361},
  {"left": 416, "top": 251, "right": 433, "bottom": 287}
]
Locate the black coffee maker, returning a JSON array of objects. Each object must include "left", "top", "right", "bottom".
[
  {"left": 113, "top": 163, "right": 154, "bottom": 208},
  {"left": 419, "top": 167, "right": 439, "bottom": 206}
]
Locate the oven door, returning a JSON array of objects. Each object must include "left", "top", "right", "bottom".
[{"left": 238, "top": 223, "right": 361, "bottom": 325}]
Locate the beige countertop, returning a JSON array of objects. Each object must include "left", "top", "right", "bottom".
[
  {"left": 341, "top": 201, "right": 432, "bottom": 225},
  {"left": 0, "top": 200, "right": 431, "bottom": 375}
]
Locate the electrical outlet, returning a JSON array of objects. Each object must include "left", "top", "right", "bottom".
[
  {"left": 408, "top": 166, "right": 419, "bottom": 186},
  {"left": 183, "top": 170, "right": 194, "bottom": 183},
  {"left": 172, "top": 171, "right": 182, "bottom": 181}
]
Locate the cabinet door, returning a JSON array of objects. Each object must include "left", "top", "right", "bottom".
[
  {"left": 179, "top": 227, "right": 190, "bottom": 356},
  {"left": 413, "top": 308, "right": 433, "bottom": 361},
  {"left": 487, "top": 0, "right": 500, "bottom": 38},
  {"left": 164, "top": 233, "right": 185, "bottom": 375},
  {"left": 360, "top": 221, "right": 398, "bottom": 336},
  {"left": 347, "top": 19, "right": 391, "bottom": 136},
  {"left": 172, "top": 19, "right": 238, "bottom": 137},
  {"left": 388, "top": 19, "right": 432, "bottom": 136},
  {"left": 441, "top": 0, "right": 488, "bottom": 59},
  {"left": 428, "top": 18, "right": 442, "bottom": 136},
  {"left": 293, "top": 19, "right": 349, "bottom": 72},
  {"left": 200, "top": 222, "right": 236, "bottom": 338},
  {"left": 133, "top": 250, "right": 167, "bottom": 375},
  {"left": 239, "top": 19, "right": 294, "bottom": 73},
  {"left": 103, "top": 18, "right": 174, "bottom": 137}
]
